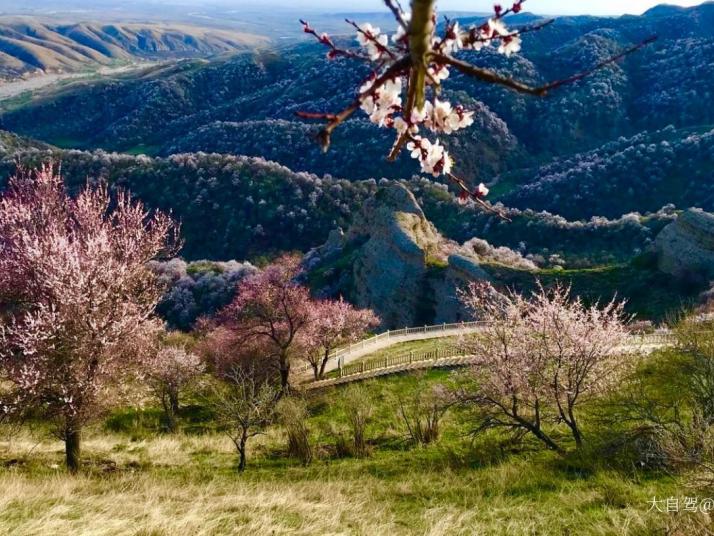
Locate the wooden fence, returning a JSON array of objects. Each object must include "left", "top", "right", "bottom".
[{"left": 301, "top": 330, "right": 677, "bottom": 390}]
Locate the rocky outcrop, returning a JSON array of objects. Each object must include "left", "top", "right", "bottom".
[
  {"left": 305, "top": 183, "right": 522, "bottom": 328},
  {"left": 348, "top": 189, "right": 436, "bottom": 328},
  {"left": 656, "top": 208, "right": 714, "bottom": 281}
]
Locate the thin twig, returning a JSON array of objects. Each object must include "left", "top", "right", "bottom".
[
  {"left": 435, "top": 54, "right": 549, "bottom": 96},
  {"left": 447, "top": 172, "right": 512, "bottom": 221},
  {"left": 384, "top": 0, "right": 409, "bottom": 30},
  {"left": 537, "top": 35, "right": 658, "bottom": 93},
  {"left": 463, "top": 18, "right": 555, "bottom": 46},
  {"left": 346, "top": 18, "right": 398, "bottom": 60},
  {"left": 437, "top": 35, "right": 657, "bottom": 97},
  {"left": 299, "top": 19, "right": 371, "bottom": 62},
  {"left": 296, "top": 56, "right": 412, "bottom": 151}
]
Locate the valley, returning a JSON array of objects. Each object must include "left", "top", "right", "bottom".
[
  {"left": 2, "top": 3, "right": 714, "bottom": 535},
  {"left": 0, "top": 62, "right": 158, "bottom": 102}
]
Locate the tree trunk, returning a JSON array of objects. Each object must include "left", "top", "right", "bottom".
[
  {"left": 238, "top": 431, "right": 248, "bottom": 472},
  {"left": 530, "top": 424, "right": 564, "bottom": 455},
  {"left": 567, "top": 405, "right": 583, "bottom": 448},
  {"left": 279, "top": 351, "right": 291, "bottom": 394},
  {"left": 408, "top": 0, "right": 436, "bottom": 111},
  {"left": 169, "top": 389, "right": 180, "bottom": 416},
  {"left": 514, "top": 412, "right": 564, "bottom": 455},
  {"left": 162, "top": 393, "right": 178, "bottom": 433},
  {"left": 65, "top": 424, "right": 82, "bottom": 473},
  {"left": 318, "top": 349, "right": 330, "bottom": 380}
]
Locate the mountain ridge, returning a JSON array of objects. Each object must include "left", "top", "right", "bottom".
[{"left": 0, "top": 18, "right": 268, "bottom": 80}]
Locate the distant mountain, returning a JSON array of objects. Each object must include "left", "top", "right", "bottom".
[
  {"left": 2, "top": 2, "right": 713, "bottom": 207},
  {"left": 0, "top": 18, "right": 268, "bottom": 80}
]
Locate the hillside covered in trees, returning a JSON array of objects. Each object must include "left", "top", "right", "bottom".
[
  {"left": 1, "top": 2, "right": 713, "bottom": 211},
  {"left": 0, "top": 136, "right": 677, "bottom": 268}
]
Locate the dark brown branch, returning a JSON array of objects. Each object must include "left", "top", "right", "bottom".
[
  {"left": 446, "top": 172, "right": 512, "bottom": 222},
  {"left": 299, "top": 19, "right": 371, "bottom": 62},
  {"left": 436, "top": 35, "right": 657, "bottom": 97},
  {"left": 435, "top": 54, "right": 549, "bottom": 96},
  {"left": 384, "top": 0, "right": 408, "bottom": 30},
  {"left": 537, "top": 35, "right": 658, "bottom": 93},
  {"left": 388, "top": 131, "right": 410, "bottom": 161},
  {"left": 296, "top": 56, "right": 412, "bottom": 152}
]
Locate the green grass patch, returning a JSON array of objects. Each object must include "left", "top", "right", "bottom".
[
  {"left": 483, "top": 261, "right": 703, "bottom": 321},
  {"left": 1, "top": 355, "right": 710, "bottom": 534}
]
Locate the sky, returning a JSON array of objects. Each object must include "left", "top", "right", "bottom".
[{"left": 263, "top": 0, "right": 706, "bottom": 16}]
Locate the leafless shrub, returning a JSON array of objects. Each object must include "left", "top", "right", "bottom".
[
  {"left": 398, "top": 383, "right": 451, "bottom": 446},
  {"left": 210, "top": 363, "right": 279, "bottom": 472},
  {"left": 276, "top": 396, "right": 313, "bottom": 465},
  {"left": 342, "top": 385, "right": 373, "bottom": 457}
]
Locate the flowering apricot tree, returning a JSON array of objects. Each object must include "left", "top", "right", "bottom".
[
  {"left": 214, "top": 258, "right": 379, "bottom": 387},
  {"left": 0, "top": 165, "right": 178, "bottom": 471},
  {"left": 217, "top": 255, "right": 312, "bottom": 393},
  {"left": 298, "top": 0, "right": 654, "bottom": 217},
  {"left": 303, "top": 298, "right": 379, "bottom": 380},
  {"left": 146, "top": 345, "right": 204, "bottom": 432},
  {"left": 457, "top": 282, "right": 629, "bottom": 451}
]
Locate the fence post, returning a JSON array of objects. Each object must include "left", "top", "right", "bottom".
[
  {"left": 435, "top": 347, "right": 439, "bottom": 359},
  {"left": 409, "top": 351, "right": 413, "bottom": 364},
  {"left": 360, "top": 362, "right": 364, "bottom": 373}
]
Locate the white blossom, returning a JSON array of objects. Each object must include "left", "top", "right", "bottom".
[
  {"left": 407, "top": 137, "right": 453, "bottom": 177},
  {"left": 441, "top": 22, "right": 463, "bottom": 55},
  {"left": 392, "top": 13, "right": 411, "bottom": 43},
  {"left": 356, "top": 23, "right": 389, "bottom": 61},
  {"left": 476, "top": 183, "right": 490, "bottom": 197},
  {"left": 430, "top": 99, "right": 475, "bottom": 134},
  {"left": 427, "top": 64, "right": 449, "bottom": 83},
  {"left": 498, "top": 35, "right": 522, "bottom": 57}
]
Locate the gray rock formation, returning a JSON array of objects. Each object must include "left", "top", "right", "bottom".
[
  {"left": 656, "top": 208, "right": 714, "bottom": 281},
  {"left": 305, "top": 183, "right": 517, "bottom": 328}
]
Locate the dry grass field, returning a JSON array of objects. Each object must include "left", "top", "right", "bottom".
[{"left": 2, "top": 362, "right": 713, "bottom": 536}]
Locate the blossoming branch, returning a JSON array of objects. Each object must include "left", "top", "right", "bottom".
[{"left": 297, "top": 0, "right": 655, "bottom": 219}]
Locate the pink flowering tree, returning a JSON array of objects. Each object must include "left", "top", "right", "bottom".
[
  {"left": 146, "top": 344, "right": 204, "bottom": 433},
  {"left": 298, "top": 0, "right": 654, "bottom": 218},
  {"left": 0, "top": 165, "right": 178, "bottom": 472},
  {"left": 457, "top": 282, "right": 629, "bottom": 451},
  {"left": 216, "top": 255, "right": 312, "bottom": 393},
  {"left": 303, "top": 298, "right": 379, "bottom": 380}
]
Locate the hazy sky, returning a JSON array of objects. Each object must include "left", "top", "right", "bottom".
[{"left": 271, "top": 1, "right": 706, "bottom": 16}]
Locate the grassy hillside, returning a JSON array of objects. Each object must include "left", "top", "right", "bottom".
[{"left": 1, "top": 367, "right": 706, "bottom": 535}]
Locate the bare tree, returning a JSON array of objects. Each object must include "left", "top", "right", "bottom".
[
  {"left": 211, "top": 363, "right": 279, "bottom": 472},
  {"left": 145, "top": 344, "right": 204, "bottom": 433}
]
